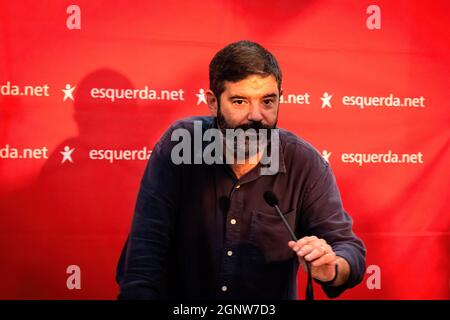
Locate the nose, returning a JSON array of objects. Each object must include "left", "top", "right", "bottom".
[{"left": 247, "top": 103, "right": 263, "bottom": 122}]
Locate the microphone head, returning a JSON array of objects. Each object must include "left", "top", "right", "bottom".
[{"left": 263, "top": 191, "right": 279, "bottom": 207}]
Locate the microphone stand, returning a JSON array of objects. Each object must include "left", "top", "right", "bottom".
[{"left": 271, "top": 203, "right": 314, "bottom": 301}]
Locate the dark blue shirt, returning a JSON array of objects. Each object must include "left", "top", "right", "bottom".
[{"left": 116, "top": 116, "right": 366, "bottom": 299}]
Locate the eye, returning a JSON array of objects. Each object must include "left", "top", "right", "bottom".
[
  {"left": 263, "top": 99, "right": 274, "bottom": 106},
  {"left": 232, "top": 99, "right": 246, "bottom": 105}
]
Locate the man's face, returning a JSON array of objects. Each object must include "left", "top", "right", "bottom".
[
  {"left": 215, "top": 74, "right": 280, "bottom": 131},
  {"left": 205, "top": 74, "right": 281, "bottom": 160}
]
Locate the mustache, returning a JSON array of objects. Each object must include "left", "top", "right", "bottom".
[{"left": 234, "top": 121, "right": 273, "bottom": 131}]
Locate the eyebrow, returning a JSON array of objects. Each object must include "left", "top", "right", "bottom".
[{"left": 228, "top": 93, "right": 278, "bottom": 100}]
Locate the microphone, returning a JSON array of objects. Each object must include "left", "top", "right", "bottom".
[{"left": 263, "top": 191, "right": 314, "bottom": 301}]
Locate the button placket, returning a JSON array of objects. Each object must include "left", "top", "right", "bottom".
[{"left": 218, "top": 182, "right": 243, "bottom": 295}]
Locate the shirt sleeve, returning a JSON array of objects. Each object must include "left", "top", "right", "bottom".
[
  {"left": 299, "top": 157, "right": 366, "bottom": 299},
  {"left": 116, "top": 125, "right": 181, "bottom": 299}
]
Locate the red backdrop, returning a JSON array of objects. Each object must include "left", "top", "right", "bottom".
[{"left": 0, "top": 0, "right": 449, "bottom": 299}]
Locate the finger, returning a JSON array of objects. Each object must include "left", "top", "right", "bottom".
[
  {"left": 297, "top": 244, "right": 314, "bottom": 257},
  {"left": 306, "top": 239, "right": 330, "bottom": 253},
  {"left": 290, "top": 238, "right": 310, "bottom": 251},
  {"left": 299, "top": 239, "right": 327, "bottom": 257},
  {"left": 304, "top": 247, "right": 327, "bottom": 262},
  {"left": 294, "top": 236, "right": 318, "bottom": 250},
  {"left": 288, "top": 241, "right": 302, "bottom": 253},
  {"left": 306, "top": 240, "right": 327, "bottom": 253},
  {"left": 290, "top": 243, "right": 303, "bottom": 253},
  {"left": 310, "top": 238, "right": 327, "bottom": 247},
  {"left": 311, "top": 252, "right": 336, "bottom": 267}
]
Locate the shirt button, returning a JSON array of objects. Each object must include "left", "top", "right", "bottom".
[
  {"left": 230, "top": 219, "right": 237, "bottom": 225},
  {"left": 227, "top": 250, "right": 233, "bottom": 256},
  {"left": 235, "top": 184, "right": 241, "bottom": 189},
  {"left": 221, "top": 286, "right": 228, "bottom": 292}
]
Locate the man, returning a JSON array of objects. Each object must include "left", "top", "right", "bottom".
[{"left": 116, "top": 40, "right": 366, "bottom": 299}]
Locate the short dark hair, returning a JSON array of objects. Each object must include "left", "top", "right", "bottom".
[{"left": 209, "top": 40, "right": 282, "bottom": 100}]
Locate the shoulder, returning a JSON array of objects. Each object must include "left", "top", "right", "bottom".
[
  {"left": 152, "top": 116, "right": 215, "bottom": 161},
  {"left": 278, "top": 128, "right": 330, "bottom": 176},
  {"left": 157, "top": 116, "right": 214, "bottom": 145},
  {"left": 169, "top": 116, "right": 214, "bottom": 131},
  {"left": 279, "top": 128, "right": 325, "bottom": 162}
]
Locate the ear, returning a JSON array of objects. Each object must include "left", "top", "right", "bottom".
[{"left": 206, "top": 90, "right": 218, "bottom": 116}]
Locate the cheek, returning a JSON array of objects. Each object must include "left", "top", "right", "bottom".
[
  {"left": 221, "top": 104, "right": 247, "bottom": 121},
  {"left": 262, "top": 107, "right": 278, "bottom": 122}
]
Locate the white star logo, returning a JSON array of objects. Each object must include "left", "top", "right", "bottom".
[
  {"left": 62, "top": 84, "right": 76, "bottom": 101},
  {"left": 322, "top": 150, "right": 332, "bottom": 162},
  {"left": 196, "top": 89, "right": 207, "bottom": 105},
  {"left": 320, "top": 92, "right": 333, "bottom": 108},
  {"left": 60, "top": 146, "right": 75, "bottom": 163}
]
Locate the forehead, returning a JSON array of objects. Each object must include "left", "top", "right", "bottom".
[{"left": 223, "top": 75, "right": 278, "bottom": 96}]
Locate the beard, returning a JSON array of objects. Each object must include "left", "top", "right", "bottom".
[{"left": 216, "top": 106, "right": 277, "bottom": 161}]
